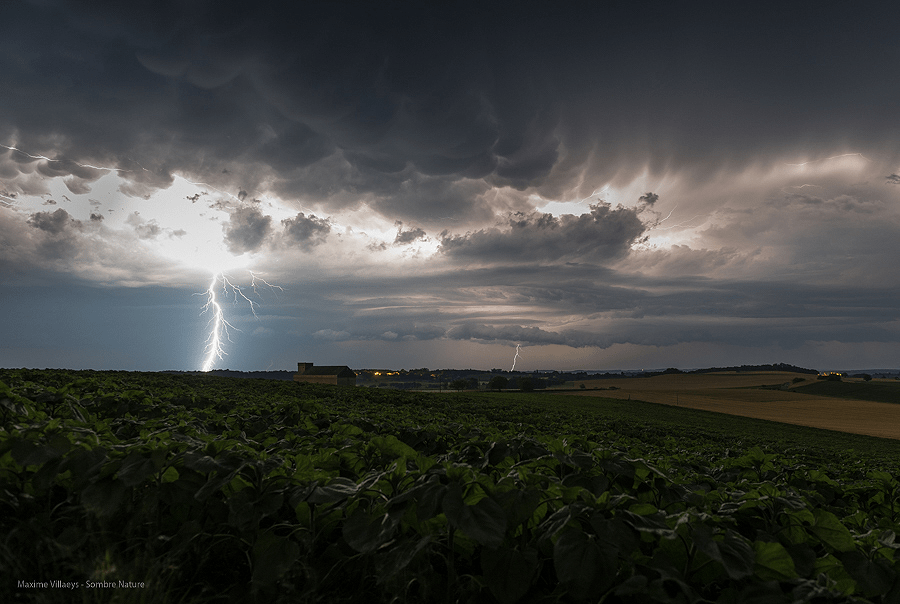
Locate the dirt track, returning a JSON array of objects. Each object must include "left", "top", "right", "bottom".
[{"left": 561, "top": 372, "right": 900, "bottom": 440}]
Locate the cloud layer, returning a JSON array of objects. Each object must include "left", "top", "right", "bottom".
[{"left": 1, "top": 2, "right": 899, "bottom": 370}]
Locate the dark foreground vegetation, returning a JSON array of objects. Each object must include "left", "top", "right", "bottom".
[{"left": 2, "top": 369, "right": 900, "bottom": 603}]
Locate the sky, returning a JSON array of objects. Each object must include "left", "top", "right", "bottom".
[{"left": 2, "top": 1, "right": 899, "bottom": 372}]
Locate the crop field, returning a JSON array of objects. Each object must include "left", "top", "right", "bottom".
[
  {"left": 567, "top": 373, "right": 900, "bottom": 440},
  {"left": 3, "top": 369, "right": 900, "bottom": 603}
]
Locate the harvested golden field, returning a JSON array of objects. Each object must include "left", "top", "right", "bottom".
[{"left": 561, "top": 372, "right": 900, "bottom": 440}]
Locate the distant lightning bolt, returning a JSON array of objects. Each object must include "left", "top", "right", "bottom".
[
  {"left": 576, "top": 186, "right": 608, "bottom": 204},
  {"left": 197, "top": 271, "right": 283, "bottom": 371},
  {"left": 785, "top": 153, "right": 871, "bottom": 167},
  {"left": 0, "top": 143, "right": 140, "bottom": 174},
  {"left": 649, "top": 203, "right": 704, "bottom": 231},
  {"left": 511, "top": 344, "right": 523, "bottom": 371},
  {"left": 0, "top": 192, "right": 16, "bottom": 207}
]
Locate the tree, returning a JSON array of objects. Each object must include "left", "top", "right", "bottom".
[
  {"left": 519, "top": 377, "right": 534, "bottom": 392},
  {"left": 449, "top": 379, "right": 469, "bottom": 392},
  {"left": 488, "top": 376, "right": 508, "bottom": 391}
]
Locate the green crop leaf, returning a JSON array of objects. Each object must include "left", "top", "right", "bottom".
[
  {"left": 408, "top": 477, "right": 449, "bottom": 521},
  {"left": 810, "top": 509, "right": 856, "bottom": 552},
  {"left": 375, "top": 535, "right": 433, "bottom": 581},
  {"left": 252, "top": 530, "right": 300, "bottom": 588},
  {"left": 628, "top": 502, "right": 658, "bottom": 516},
  {"left": 753, "top": 540, "right": 798, "bottom": 581},
  {"left": 11, "top": 438, "right": 55, "bottom": 467},
  {"left": 308, "top": 476, "right": 360, "bottom": 504},
  {"left": 494, "top": 487, "right": 541, "bottom": 528},
  {"left": 840, "top": 551, "right": 896, "bottom": 597},
  {"left": 691, "top": 524, "right": 754, "bottom": 580},
  {"left": 32, "top": 457, "right": 63, "bottom": 490},
  {"left": 194, "top": 468, "right": 242, "bottom": 501},
  {"left": 369, "top": 435, "right": 418, "bottom": 459},
  {"left": 81, "top": 477, "right": 127, "bottom": 517},
  {"left": 443, "top": 482, "right": 507, "bottom": 548},
  {"left": 590, "top": 515, "right": 639, "bottom": 554},
  {"left": 540, "top": 503, "right": 591, "bottom": 545},
  {"left": 116, "top": 452, "right": 157, "bottom": 486},
  {"left": 160, "top": 466, "right": 179, "bottom": 483},
  {"left": 553, "top": 528, "right": 617, "bottom": 601},
  {"left": 343, "top": 506, "right": 404, "bottom": 554},
  {"left": 814, "top": 554, "right": 857, "bottom": 595},
  {"left": 60, "top": 448, "right": 108, "bottom": 487},
  {"left": 481, "top": 545, "right": 539, "bottom": 604}
]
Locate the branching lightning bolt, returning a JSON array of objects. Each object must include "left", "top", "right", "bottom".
[
  {"left": 197, "top": 271, "right": 283, "bottom": 372},
  {"left": 199, "top": 273, "right": 234, "bottom": 372},
  {"left": 511, "top": 344, "right": 523, "bottom": 371}
]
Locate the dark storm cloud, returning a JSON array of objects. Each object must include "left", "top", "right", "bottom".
[
  {"left": 4, "top": 2, "right": 898, "bottom": 222},
  {"left": 27, "top": 209, "right": 79, "bottom": 235},
  {"left": 280, "top": 212, "right": 330, "bottom": 249},
  {"left": 393, "top": 223, "right": 427, "bottom": 246},
  {"left": 439, "top": 202, "right": 647, "bottom": 263},
  {"left": 223, "top": 206, "right": 273, "bottom": 254}
]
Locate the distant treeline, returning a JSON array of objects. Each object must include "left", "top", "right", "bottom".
[
  {"left": 160, "top": 363, "right": 819, "bottom": 382},
  {"left": 162, "top": 370, "right": 296, "bottom": 381},
  {"left": 687, "top": 363, "right": 819, "bottom": 375}
]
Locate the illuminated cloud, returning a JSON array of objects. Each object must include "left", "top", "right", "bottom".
[{"left": 223, "top": 206, "right": 273, "bottom": 255}]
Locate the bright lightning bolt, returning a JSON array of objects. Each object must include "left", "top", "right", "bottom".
[
  {"left": 197, "top": 271, "right": 283, "bottom": 372},
  {"left": 199, "top": 273, "right": 233, "bottom": 372},
  {"left": 511, "top": 344, "right": 523, "bottom": 371}
]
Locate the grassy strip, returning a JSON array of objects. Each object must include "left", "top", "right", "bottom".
[{"left": 793, "top": 380, "right": 900, "bottom": 405}]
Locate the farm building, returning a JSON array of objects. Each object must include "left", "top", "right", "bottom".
[{"left": 293, "top": 362, "right": 356, "bottom": 386}]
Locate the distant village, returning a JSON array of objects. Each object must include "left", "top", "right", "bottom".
[{"left": 169, "top": 362, "right": 900, "bottom": 390}]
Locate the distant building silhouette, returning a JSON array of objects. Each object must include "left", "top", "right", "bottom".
[{"left": 293, "top": 362, "right": 356, "bottom": 386}]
